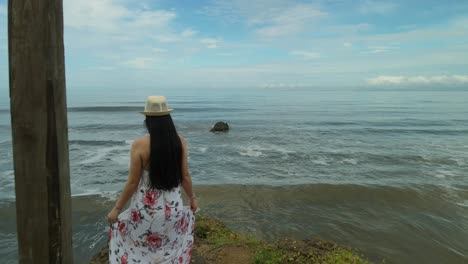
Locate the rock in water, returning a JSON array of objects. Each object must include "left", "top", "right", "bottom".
[{"left": 210, "top": 122, "right": 229, "bottom": 132}]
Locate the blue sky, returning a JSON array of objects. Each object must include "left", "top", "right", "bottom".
[{"left": 1, "top": 0, "right": 468, "bottom": 91}]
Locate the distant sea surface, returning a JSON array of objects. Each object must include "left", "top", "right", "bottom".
[{"left": 0, "top": 88, "right": 467, "bottom": 263}]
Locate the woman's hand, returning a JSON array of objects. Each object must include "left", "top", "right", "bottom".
[
  {"left": 107, "top": 207, "right": 121, "bottom": 224},
  {"left": 190, "top": 197, "right": 198, "bottom": 213}
]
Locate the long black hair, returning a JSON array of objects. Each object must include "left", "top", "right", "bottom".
[{"left": 145, "top": 114, "right": 183, "bottom": 190}]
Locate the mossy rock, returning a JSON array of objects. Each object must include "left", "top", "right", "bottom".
[{"left": 253, "top": 238, "right": 369, "bottom": 264}]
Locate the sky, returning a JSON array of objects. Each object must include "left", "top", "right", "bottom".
[{"left": 1, "top": 0, "right": 468, "bottom": 92}]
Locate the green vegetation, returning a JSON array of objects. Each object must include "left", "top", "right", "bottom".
[{"left": 194, "top": 214, "right": 370, "bottom": 264}]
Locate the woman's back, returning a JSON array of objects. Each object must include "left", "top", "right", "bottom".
[{"left": 107, "top": 96, "right": 196, "bottom": 264}]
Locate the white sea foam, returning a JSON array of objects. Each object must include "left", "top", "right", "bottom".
[
  {"left": 89, "top": 229, "right": 107, "bottom": 249},
  {"left": 197, "top": 147, "right": 207, "bottom": 153},
  {"left": 71, "top": 188, "right": 101, "bottom": 197},
  {"left": 72, "top": 190, "right": 118, "bottom": 200},
  {"left": 98, "top": 191, "right": 120, "bottom": 200},
  {"left": 311, "top": 157, "right": 329, "bottom": 165},
  {"left": 238, "top": 144, "right": 295, "bottom": 158},
  {"left": 434, "top": 169, "right": 455, "bottom": 179},
  {"left": 80, "top": 151, "right": 108, "bottom": 165},
  {"left": 261, "top": 144, "right": 296, "bottom": 154},
  {"left": 79, "top": 145, "right": 129, "bottom": 165},
  {"left": 451, "top": 158, "right": 466, "bottom": 166},
  {"left": 456, "top": 200, "right": 468, "bottom": 208},
  {"left": 239, "top": 147, "right": 263, "bottom": 157}
]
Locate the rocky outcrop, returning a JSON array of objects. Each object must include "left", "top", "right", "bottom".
[
  {"left": 90, "top": 215, "right": 369, "bottom": 264},
  {"left": 210, "top": 122, "right": 229, "bottom": 132}
]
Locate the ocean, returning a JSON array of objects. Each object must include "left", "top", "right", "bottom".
[{"left": 0, "top": 87, "right": 467, "bottom": 263}]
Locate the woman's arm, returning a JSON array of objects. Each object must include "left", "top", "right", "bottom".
[
  {"left": 107, "top": 141, "right": 142, "bottom": 223},
  {"left": 179, "top": 136, "right": 197, "bottom": 211}
]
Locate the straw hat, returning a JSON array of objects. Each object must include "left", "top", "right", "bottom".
[{"left": 140, "top": 96, "right": 173, "bottom": 116}]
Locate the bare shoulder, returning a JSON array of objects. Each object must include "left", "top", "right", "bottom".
[
  {"left": 178, "top": 134, "right": 186, "bottom": 145},
  {"left": 131, "top": 135, "right": 150, "bottom": 151}
]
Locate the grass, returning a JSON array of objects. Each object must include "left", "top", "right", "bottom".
[{"left": 194, "top": 214, "right": 371, "bottom": 264}]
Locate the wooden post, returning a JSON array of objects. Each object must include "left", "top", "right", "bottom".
[{"left": 8, "top": 0, "right": 73, "bottom": 262}]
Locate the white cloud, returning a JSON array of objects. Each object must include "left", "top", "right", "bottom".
[
  {"left": 290, "top": 50, "right": 321, "bottom": 59},
  {"left": 358, "top": 0, "right": 397, "bottom": 14},
  {"left": 181, "top": 29, "right": 197, "bottom": 37},
  {"left": 200, "top": 38, "right": 222, "bottom": 48},
  {"left": 6, "top": 0, "right": 464, "bottom": 89},
  {"left": 129, "top": 10, "right": 176, "bottom": 28},
  {"left": 64, "top": 0, "right": 127, "bottom": 31},
  {"left": 361, "top": 45, "right": 399, "bottom": 54},
  {"left": 121, "top": 57, "right": 155, "bottom": 69},
  {"left": 155, "top": 34, "right": 182, "bottom": 43},
  {"left": 64, "top": 0, "right": 176, "bottom": 31},
  {"left": 361, "top": 18, "right": 468, "bottom": 44},
  {"left": 61, "top": 0, "right": 223, "bottom": 72},
  {"left": 253, "top": 4, "right": 326, "bottom": 37},
  {"left": 202, "top": 0, "right": 290, "bottom": 24},
  {"left": 153, "top": 30, "right": 197, "bottom": 43},
  {"left": 202, "top": 1, "right": 325, "bottom": 37},
  {"left": 367, "top": 75, "right": 468, "bottom": 86},
  {"left": 327, "top": 23, "right": 373, "bottom": 35}
]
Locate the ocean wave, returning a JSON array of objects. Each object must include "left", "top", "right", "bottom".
[
  {"left": 308, "top": 151, "right": 463, "bottom": 167},
  {"left": 69, "top": 123, "right": 142, "bottom": 131},
  {"left": 237, "top": 144, "right": 297, "bottom": 158},
  {"left": 456, "top": 200, "right": 468, "bottom": 208},
  {"left": 239, "top": 147, "right": 263, "bottom": 157},
  {"left": 0, "top": 139, "right": 12, "bottom": 145},
  {"left": 195, "top": 146, "right": 208, "bottom": 153},
  {"left": 305, "top": 120, "right": 460, "bottom": 127},
  {"left": 346, "top": 127, "right": 468, "bottom": 135},
  {"left": 342, "top": 158, "right": 358, "bottom": 165},
  {"left": 310, "top": 157, "right": 330, "bottom": 165},
  {"left": 2, "top": 183, "right": 467, "bottom": 217},
  {"left": 433, "top": 169, "right": 456, "bottom": 179},
  {"left": 78, "top": 145, "right": 130, "bottom": 165},
  {"left": 48, "top": 183, "right": 468, "bottom": 211}
]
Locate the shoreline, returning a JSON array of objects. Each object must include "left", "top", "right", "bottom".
[{"left": 0, "top": 184, "right": 467, "bottom": 263}]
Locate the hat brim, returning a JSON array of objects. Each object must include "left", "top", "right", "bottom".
[{"left": 139, "top": 109, "right": 173, "bottom": 116}]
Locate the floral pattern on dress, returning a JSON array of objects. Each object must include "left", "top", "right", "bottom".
[{"left": 109, "top": 170, "right": 195, "bottom": 263}]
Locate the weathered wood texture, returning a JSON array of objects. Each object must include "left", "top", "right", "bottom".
[{"left": 8, "top": 0, "right": 72, "bottom": 262}]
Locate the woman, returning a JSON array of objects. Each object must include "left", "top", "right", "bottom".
[{"left": 107, "top": 96, "right": 197, "bottom": 264}]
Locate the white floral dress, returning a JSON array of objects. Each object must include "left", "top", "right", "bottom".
[{"left": 109, "top": 170, "right": 195, "bottom": 264}]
